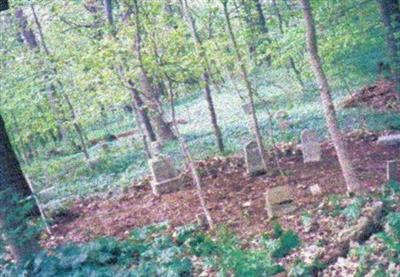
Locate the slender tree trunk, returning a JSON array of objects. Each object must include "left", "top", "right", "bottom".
[
  {"left": 301, "top": 0, "right": 361, "bottom": 193},
  {"left": 222, "top": 0, "right": 267, "bottom": 170},
  {"left": 271, "top": 0, "right": 306, "bottom": 91},
  {"left": 168, "top": 86, "right": 214, "bottom": 230},
  {"left": 253, "top": 0, "right": 268, "bottom": 33},
  {"left": 377, "top": 0, "right": 400, "bottom": 89},
  {"left": 133, "top": 0, "right": 175, "bottom": 142},
  {"left": 0, "top": 114, "right": 40, "bottom": 263},
  {"left": 103, "top": 0, "right": 113, "bottom": 25},
  {"left": 128, "top": 80, "right": 157, "bottom": 142},
  {"left": 180, "top": 0, "right": 225, "bottom": 153}
]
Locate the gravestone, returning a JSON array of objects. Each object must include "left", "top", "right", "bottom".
[
  {"left": 387, "top": 160, "right": 398, "bottom": 182},
  {"left": 265, "top": 185, "right": 296, "bottom": 219},
  {"left": 301, "top": 129, "right": 321, "bottom": 163},
  {"left": 244, "top": 141, "right": 266, "bottom": 176},
  {"left": 377, "top": 134, "right": 400, "bottom": 146},
  {"left": 148, "top": 155, "right": 181, "bottom": 195},
  {"left": 275, "top": 111, "right": 290, "bottom": 131}
]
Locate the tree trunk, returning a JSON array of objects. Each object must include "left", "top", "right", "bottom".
[
  {"left": 168, "top": 86, "right": 214, "bottom": 230},
  {"left": 133, "top": 0, "right": 175, "bottom": 142},
  {"left": 103, "top": 0, "right": 114, "bottom": 26},
  {"left": 14, "top": 9, "right": 38, "bottom": 50},
  {"left": 253, "top": 0, "right": 268, "bottom": 33},
  {"left": 377, "top": 0, "right": 400, "bottom": 89},
  {"left": 0, "top": 114, "right": 40, "bottom": 263},
  {"left": 301, "top": 0, "right": 361, "bottom": 193},
  {"left": 181, "top": 0, "right": 225, "bottom": 153},
  {"left": 128, "top": 80, "right": 157, "bottom": 142},
  {"left": 222, "top": 0, "right": 267, "bottom": 170}
]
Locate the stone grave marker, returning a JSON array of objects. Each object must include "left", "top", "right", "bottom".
[
  {"left": 244, "top": 140, "right": 266, "bottom": 176},
  {"left": 387, "top": 160, "right": 398, "bottom": 182},
  {"left": 265, "top": 185, "right": 296, "bottom": 219},
  {"left": 377, "top": 134, "right": 400, "bottom": 146},
  {"left": 301, "top": 129, "right": 321, "bottom": 163},
  {"left": 148, "top": 155, "right": 181, "bottom": 195}
]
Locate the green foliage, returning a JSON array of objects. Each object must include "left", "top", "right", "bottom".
[
  {"left": 0, "top": 223, "right": 296, "bottom": 276},
  {"left": 341, "top": 197, "right": 365, "bottom": 222}
]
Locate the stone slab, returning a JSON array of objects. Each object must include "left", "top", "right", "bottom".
[
  {"left": 377, "top": 134, "right": 400, "bottom": 146},
  {"left": 244, "top": 141, "right": 266, "bottom": 176},
  {"left": 301, "top": 129, "right": 321, "bottom": 163},
  {"left": 151, "top": 175, "right": 183, "bottom": 195},
  {"left": 265, "top": 185, "right": 296, "bottom": 218},
  {"left": 387, "top": 160, "right": 398, "bottom": 182}
]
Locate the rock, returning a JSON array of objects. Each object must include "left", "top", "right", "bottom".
[
  {"left": 377, "top": 134, "right": 400, "bottom": 145},
  {"left": 265, "top": 185, "right": 296, "bottom": 219},
  {"left": 310, "top": 184, "right": 322, "bottom": 196},
  {"left": 301, "top": 129, "right": 321, "bottom": 163}
]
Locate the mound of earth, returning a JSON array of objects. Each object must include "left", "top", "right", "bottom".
[{"left": 341, "top": 79, "right": 400, "bottom": 112}]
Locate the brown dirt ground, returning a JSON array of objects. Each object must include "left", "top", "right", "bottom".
[{"left": 43, "top": 131, "right": 400, "bottom": 251}]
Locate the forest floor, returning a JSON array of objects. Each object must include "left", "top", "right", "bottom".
[{"left": 40, "top": 130, "right": 400, "bottom": 274}]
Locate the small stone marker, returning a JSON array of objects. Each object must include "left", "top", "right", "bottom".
[
  {"left": 377, "top": 134, "right": 400, "bottom": 146},
  {"left": 301, "top": 129, "right": 321, "bottom": 163},
  {"left": 387, "top": 160, "right": 398, "bottom": 182},
  {"left": 310, "top": 184, "right": 322, "bottom": 196},
  {"left": 148, "top": 155, "right": 181, "bottom": 195},
  {"left": 265, "top": 185, "right": 296, "bottom": 218},
  {"left": 244, "top": 141, "right": 266, "bottom": 176}
]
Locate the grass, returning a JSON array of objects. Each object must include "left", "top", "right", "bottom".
[{"left": 21, "top": 66, "right": 400, "bottom": 211}]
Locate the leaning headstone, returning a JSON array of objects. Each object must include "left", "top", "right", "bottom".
[
  {"left": 387, "top": 160, "right": 398, "bottom": 182},
  {"left": 301, "top": 129, "right": 321, "bottom": 163},
  {"left": 265, "top": 185, "right": 296, "bottom": 219},
  {"left": 148, "top": 155, "right": 181, "bottom": 195},
  {"left": 377, "top": 134, "right": 400, "bottom": 146},
  {"left": 244, "top": 141, "right": 266, "bottom": 176}
]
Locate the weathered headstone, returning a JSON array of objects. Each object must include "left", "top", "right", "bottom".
[
  {"left": 275, "top": 111, "right": 290, "bottom": 131},
  {"left": 377, "top": 134, "right": 400, "bottom": 146},
  {"left": 244, "top": 141, "right": 266, "bottom": 176},
  {"left": 387, "top": 160, "right": 398, "bottom": 182},
  {"left": 148, "top": 155, "right": 181, "bottom": 195},
  {"left": 301, "top": 129, "right": 321, "bottom": 163},
  {"left": 265, "top": 185, "right": 296, "bottom": 219}
]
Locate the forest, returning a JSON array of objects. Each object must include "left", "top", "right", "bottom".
[{"left": 1, "top": 0, "right": 400, "bottom": 275}]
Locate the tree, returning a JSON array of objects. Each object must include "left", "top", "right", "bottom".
[
  {"left": 376, "top": 0, "right": 400, "bottom": 89},
  {"left": 0, "top": 113, "right": 40, "bottom": 263},
  {"left": 180, "top": 0, "right": 225, "bottom": 154},
  {"left": 300, "top": 0, "right": 361, "bottom": 193},
  {"left": 221, "top": 0, "right": 268, "bottom": 171}
]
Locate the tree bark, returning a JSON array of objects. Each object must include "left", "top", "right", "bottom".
[
  {"left": 103, "top": 0, "right": 114, "bottom": 26},
  {"left": 377, "top": 0, "right": 400, "bottom": 89},
  {"left": 222, "top": 0, "right": 267, "bottom": 170},
  {"left": 0, "top": 114, "right": 40, "bottom": 263},
  {"left": 133, "top": 0, "right": 176, "bottom": 142},
  {"left": 128, "top": 80, "right": 157, "bottom": 142},
  {"left": 181, "top": 0, "right": 225, "bottom": 153},
  {"left": 301, "top": 0, "right": 361, "bottom": 193},
  {"left": 253, "top": 0, "right": 268, "bottom": 33}
]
